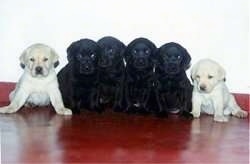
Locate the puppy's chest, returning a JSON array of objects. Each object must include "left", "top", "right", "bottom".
[
  {"left": 22, "top": 78, "right": 54, "bottom": 92},
  {"left": 159, "top": 79, "right": 183, "bottom": 91},
  {"left": 132, "top": 80, "right": 150, "bottom": 89},
  {"left": 199, "top": 94, "right": 215, "bottom": 111},
  {"left": 100, "top": 72, "right": 122, "bottom": 86},
  {"left": 129, "top": 73, "right": 152, "bottom": 87},
  {"left": 200, "top": 93, "right": 216, "bottom": 103},
  {"left": 74, "top": 80, "right": 96, "bottom": 89}
]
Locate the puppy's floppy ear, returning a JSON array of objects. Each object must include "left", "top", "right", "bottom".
[
  {"left": 67, "top": 40, "right": 80, "bottom": 62},
  {"left": 152, "top": 48, "right": 160, "bottom": 66},
  {"left": 218, "top": 65, "right": 226, "bottom": 81},
  {"left": 119, "top": 42, "right": 126, "bottom": 56},
  {"left": 149, "top": 42, "right": 157, "bottom": 61},
  {"left": 181, "top": 47, "right": 191, "bottom": 70},
  {"left": 124, "top": 45, "right": 132, "bottom": 62},
  {"left": 19, "top": 47, "right": 30, "bottom": 69},
  {"left": 50, "top": 48, "right": 60, "bottom": 68},
  {"left": 190, "top": 63, "right": 197, "bottom": 83}
]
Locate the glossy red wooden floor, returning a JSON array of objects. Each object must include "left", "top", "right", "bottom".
[{"left": 0, "top": 82, "right": 249, "bottom": 163}]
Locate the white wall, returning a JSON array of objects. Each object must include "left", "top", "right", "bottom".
[{"left": 0, "top": 0, "right": 249, "bottom": 93}]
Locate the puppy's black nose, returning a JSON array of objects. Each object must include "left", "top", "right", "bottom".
[
  {"left": 200, "top": 85, "right": 206, "bottom": 91},
  {"left": 35, "top": 66, "right": 43, "bottom": 74},
  {"left": 138, "top": 58, "right": 144, "bottom": 64}
]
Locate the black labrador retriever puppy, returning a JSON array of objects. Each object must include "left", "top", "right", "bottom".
[
  {"left": 97, "top": 36, "right": 126, "bottom": 112},
  {"left": 57, "top": 39, "right": 101, "bottom": 114},
  {"left": 154, "top": 42, "right": 193, "bottom": 118},
  {"left": 124, "top": 38, "right": 157, "bottom": 114}
]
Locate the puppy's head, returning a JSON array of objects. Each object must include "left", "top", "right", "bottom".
[
  {"left": 125, "top": 38, "right": 156, "bottom": 70},
  {"left": 97, "top": 36, "right": 126, "bottom": 68},
  {"left": 191, "top": 59, "right": 226, "bottom": 93},
  {"left": 156, "top": 42, "right": 191, "bottom": 75},
  {"left": 67, "top": 39, "right": 100, "bottom": 75},
  {"left": 20, "top": 43, "right": 59, "bottom": 78}
]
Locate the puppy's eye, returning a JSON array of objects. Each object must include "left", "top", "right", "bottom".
[
  {"left": 196, "top": 75, "right": 200, "bottom": 79},
  {"left": 133, "top": 50, "right": 137, "bottom": 54},
  {"left": 77, "top": 54, "right": 83, "bottom": 59},
  {"left": 91, "top": 53, "right": 95, "bottom": 58},
  {"left": 208, "top": 75, "right": 213, "bottom": 79},
  {"left": 30, "top": 58, "right": 35, "bottom": 62},
  {"left": 177, "top": 55, "right": 181, "bottom": 59},
  {"left": 108, "top": 49, "right": 113, "bottom": 53},
  {"left": 145, "top": 49, "right": 150, "bottom": 54},
  {"left": 43, "top": 58, "right": 48, "bottom": 62}
]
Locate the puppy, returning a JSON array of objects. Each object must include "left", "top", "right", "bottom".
[
  {"left": 57, "top": 39, "right": 101, "bottom": 114},
  {"left": 0, "top": 43, "right": 72, "bottom": 115},
  {"left": 97, "top": 36, "right": 126, "bottom": 112},
  {"left": 191, "top": 59, "right": 248, "bottom": 122},
  {"left": 124, "top": 38, "right": 156, "bottom": 114},
  {"left": 154, "top": 42, "right": 193, "bottom": 118}
]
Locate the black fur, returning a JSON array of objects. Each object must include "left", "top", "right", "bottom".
[
  {"left": 57, "top": 39, "right": 101, "bottom": 114},
  {"left": 97, "top": 36, "right": 126, "bottom": 112},
  {"left": 155, "top": 42, "right": 193, "bottom": 118},
  {"left": 124, "top": 38, "right": 157, "bottom": 114}
]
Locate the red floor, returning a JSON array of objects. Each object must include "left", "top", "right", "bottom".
[{"left": 0, "top": 82, "right": 249, "bottom": 163}]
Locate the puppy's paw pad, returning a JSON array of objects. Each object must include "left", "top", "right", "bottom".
[
  {"left": 57, "top": 108, "right": 72, "bottom": 115},
  {"left": 214, "top": 115, "right": 228, "bottom": 122},
  {"left": 233, "top": 110, "right": 248, "bottom": 118}
]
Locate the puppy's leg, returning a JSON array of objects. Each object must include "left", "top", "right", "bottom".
[
  {"left": 90, "top": 88, "right": 102, "bottom": 113},
  {"left": 48, "top": 88, "right": 72, "bottom": 115},
  {"left": 9, "top": 90, "right": 15, "bottom": 101},
  {"left": 155, "top": 91, "right": 168, "bottom": 117},
  {"left": 113, "top": 85, "right": 124, "bottom": 112},
  {"left": 212, "top": 95, "right": 228, "bottom": 122},
  {"left": 179, "top": 88, "right": 193, "bottom": 119},
  {"left": 139, "top": 88, "right": 151, "bottom": 114},
  {"left": 229, "top": 94, "right": 248, "bottom": 118},
  {"left": 124, "top": 83, "right": 135, "bottom": 114},
  {"left": 0, "top": 88, "right": 29, "bottom": 113},
  {"left": 191, "top": 91, "right": 202, "bottom": 118}
]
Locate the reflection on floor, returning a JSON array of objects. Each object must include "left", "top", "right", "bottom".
[{"left": 0, "top": 107, "right": 249, "bottom": 163}]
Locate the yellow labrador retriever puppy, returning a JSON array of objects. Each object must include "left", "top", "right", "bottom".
[
  {"left": 191, "top": 59, "right": 247, "bottom": 122},
  {"left": 0, "top": 43, "right": 72, "bottom": 115}
]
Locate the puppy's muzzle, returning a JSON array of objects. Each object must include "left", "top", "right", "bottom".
[
  {"left": 168, "top": 63, "right": 178, "bottom": 71},
  {"left": 35, "top": 66, "right": 43, "bottom": 75},
  {"left": 98, "top": 58, "right": 112, "bottom": 68},
  {"left": 164, "top": 63, "right": 179, "bottom": 74},
  {"left": 198, "top": 84, "right": 207, "bottom": 92},
  {"left": 80, "top": 64, "right": 94, "bottom": 74},
  {"left": 134, "top": 58, "right": 148, "bottom": 69}
]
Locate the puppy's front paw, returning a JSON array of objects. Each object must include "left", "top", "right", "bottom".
[
  {"left": 137, "top": 106, "right": 150, "bottom": 115},
  {"left": 0, "top": 106, "right": 18, "bottom": 113},
  {"left": 191, "top": 111, "right": 200, "bottom": 118},
  {"left": 113, "top": 104, "right": 124, "bottom": 112},
  {"left": 56, "top": 108, "right": 72, "bottom": 115},
  {"left": 180, "top": 111, "right": 194, "bottom": 119},
  {"left": 126, "top": 106, "right": 137, "bottom": 114},
  {"left": 233, "top": 110, "right": 248, "bottom": 118},
  {"left": 93, "top": 106, "right": 104, "bottom": 113},
  {"left": 214, "top": 115, "right": 228, "bottom": 122}
]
